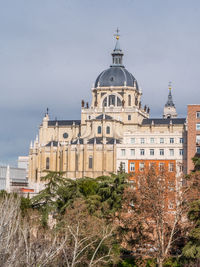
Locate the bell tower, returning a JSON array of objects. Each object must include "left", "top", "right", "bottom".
[{"left": 163, "top": 82, "right": 177, "bottom": 118}]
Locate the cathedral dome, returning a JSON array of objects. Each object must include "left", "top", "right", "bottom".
[
  {"left": 94, "top": 66, "right": 138, "bottom": 89},
  {"left": 94, "top": 30, "right": 138, "bottom": 90}
]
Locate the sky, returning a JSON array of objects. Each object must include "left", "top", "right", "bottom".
[{"left": 0, "top": 0, "right": 200, "bottom": 165}]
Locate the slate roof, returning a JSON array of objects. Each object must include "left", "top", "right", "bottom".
[
  {"left": 142, "top": 118, "right": 186, "bottom": 125},
  {"left": 95, "top": 114, "right": 113, "bottom": 120},
  {"left": 46, "top": 141, "right": 59, "bottom": 147},
  {"left": 48, "top": 120, "right": 81, "bottom": 126},
  {"left": 71, "top": 139, "right": 84, "bottom": 145},
  {"left": 94, "top": 66, "right": 138, "bottom": 89},
  {"left": 87, "top": 137, "right": 121, "bottom": 145}
]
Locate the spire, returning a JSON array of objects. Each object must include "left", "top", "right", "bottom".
[
  {"left": 163, "top": 82, "right": 177, "bottom": 119},
  {"left": 165, "top": 82, "right": 175, "bottom": 107},
  {"left": 111, "top": 28, "right": 124, "bottom": 67}
]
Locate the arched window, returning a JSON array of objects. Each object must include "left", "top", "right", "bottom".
[
  {"left": 97, "top": 126, "right": 101, "bottom": 134},
  {"left": 128, "top": 95, "right": 131, "bottom": 106},
  {"left": 102, "top": 95, "right": 122, "bottom": 107},
  {"left": 46, "top": 157, "right": 50, "bottom": 170},
  {"left": 106, "top": 126, "right": 110, "bottom": 134}
]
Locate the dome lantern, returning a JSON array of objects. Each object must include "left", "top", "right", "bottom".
[{"left": 111, "top": 28, "right": 124, "bottom": 67}]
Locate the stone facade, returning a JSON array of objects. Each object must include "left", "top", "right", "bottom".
[{"left": 28, "top": 34, "right": 198, "bottom": 185}]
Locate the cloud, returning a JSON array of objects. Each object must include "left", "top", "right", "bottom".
[{"left": 0, "top": 0, "right": 200, "bottom": 164}]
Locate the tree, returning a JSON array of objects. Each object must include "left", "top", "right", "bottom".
[
  {"left": 57, "top": 200, "right": 116, "bottom": 267},
  {"left": 182, "top": 200, "right": 200, "bottom": 261},
  {"left": 117, "top": 165, "right": 200, "bottom": 267}
]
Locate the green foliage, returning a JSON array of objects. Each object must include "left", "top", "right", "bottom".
[
  {"left": 163, "top": 257, "right": 181, "bottom": 267},
  {"left": 32, "top": 171, "right": 128, "bottom": 220},
  {"left": 20, "top": 196, "right": 31, "bottom": 217},
  {"left": 182, "top": 200, "right": 200, "bottom": 260},
  {"left": 192, "top": 154, "right": 200, "bottom": 171}
]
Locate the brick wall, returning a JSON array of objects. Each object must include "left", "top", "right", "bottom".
[{"left": 187, "top": 105, "right": 200, "bottom": 173}]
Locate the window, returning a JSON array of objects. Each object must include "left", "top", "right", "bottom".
[
  {"left": 121, "top": 162, "right": 125, "bottom": 171},
  {"left": 130, "top": 138, "right": 135, "bottom": 144},
  {"left": 160, "top": 138, "right": 164, "bottom": 144},
  {"left": 160, "top": 149, "right": 164, "bottom": 156},
  {"left": 140, "top": 149, "right": 145, "bottom": 156},
  {"left": 103, "top": 97, "right": 107, "bottom": 107},
  {"left": 179, "top": 149, "right": 183, "bottom": 156},
  {"left": 168, "top": 201, "right": 174, "bottom": 209},
  {"left": 139, "top": 162, "right": 145, "bottom": 171},
  {"left": 169, "top": 163, "right": 174, "bottom": 172},
  {"left": 159, "top": 162, "right": 164, "bottom": 171},
  {"left": 196, "top": 147, "right": 200, "bottom": 154},
  {"left": 196, "top": 123, "right": 200, "bottom": 131},
  {"left": 46, "top": 157, "right": 50, "bottom": 170},
  {"left": 106, "top": 126, "right": 110, "bottom": 134},
  {"left": 102, "top": 95, "right": 122, "bottom": 107},
  {"left": 63, "top": 132, "right": 68, "bottom": 139},
  {"left": 121, "top": 149, "right": 126, "bottom": 156},
  {"left": 170, "top": 138, "right": 174, "bottom": 144},
  {"left": 150, "top": 149, "right": 154, "bottom": 156},
  {"left": 109, "top": 95, "right": 115, "bottom": 106},
  {"left": 97, "top": 126, "right": 101, "bottom": 134},
  {"left": 130, "top": 149, "right": 135, "bottom": 156},
  {"left": 149, "top": 162, "right": 155, "bottom": 168},
  {"left": 170, "top": 149, "right": 174, "bottom": 156},
  {"left": 128, "top": 95, "right": 131, "bottom": 106},
  {"left": 196, "top": 135, "right": 200, "bottom": 144},
  {"left": 180, "top": 138, "right": 183, "bottom": 143},
  {"left": 89, "top": 156, "right": 93, "bottom": 169},
  {"left": 130, "top": 162, "right": 135, "bottom": 172},
  {"left": 128, "top": 115, "right": 131, "bottom": 121},
  {"left": 140, "top": 138, "right": 145, "bottom": 144},
  {"left": 150, "top": 138, "right": 154, "bottom": 144},
  {"left": 197, "top": 111, "right": 200, "bottom": 118},
  {"left": 179, "top": 165, "right": 183, "bottom": 172}
]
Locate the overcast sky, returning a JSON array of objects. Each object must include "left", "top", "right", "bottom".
[{"left": 0, "top": 0, "right": 200, "bottom": 165}]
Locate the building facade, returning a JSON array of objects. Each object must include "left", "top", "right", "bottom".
[{"left": 28, "top": 32, "right": 198, "bottom": 185}]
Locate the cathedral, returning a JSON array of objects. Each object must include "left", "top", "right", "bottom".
[{"left": 28, "top": 31, "right": 199, "bottom": 184}]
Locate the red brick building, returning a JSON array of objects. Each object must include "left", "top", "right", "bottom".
[{"left": 187, "top": 105, "right": 200, "bottom": 173}]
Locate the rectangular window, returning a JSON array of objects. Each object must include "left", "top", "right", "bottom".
[
  {"left": 180, "top": 138, "right": 183, "bottom": 143},
  {"left": 169, "top": 163, "right": 174, "bottom": 172},
  {"left": 121, "top": 162, "right": 125, "bottom": 171},
  {"left": 197, "top": 111, "right": 200, "bottom": 118},
  {"left": 150, "top": 138, "right": 154, "bottom": 144},
  {"left": 196, "top": 135, "right": 200, "bottom": 144},
  {"left": 196, "top": 147, "right": 200, "bottom": 154},
  {"left": 160, "top": 138, "right": 164, "bottom": 144},
  {"left": 128, "top": 115, "right": 131, "bottom": 121},
  {"left": 130, "top": 162, "right": 135, "bottom": 172},
  {"left": 89, "top": 156, "right": 93, "bottom": 169},
  {"left": 159, "top": 162, "right": 164, "bottom": 171},
  {"left": 150, "top": 149, "right": 154, "bottom": 156},
  {"left": 140, "top": 149, "right": 145, "bottom": 156},
  {"left": 168, "top": 201, "right": 174, "bottom": 209},
  {"left": 170, "top": 149, "right": 174, "bottom": 156},
  {"left": 196, "top": 123, "right": 200, "bottom": 131},
  {"left": 130, "top": 138, "right": 135, "bottom": 144},
  {"left": 149, "top": 162, "right": 156, "bottom": 169},
  {"left": 139, "top": 162, "right": 145, "bottom": 171},
  {"left": 140, "top": 138, "right": 145, "bottom": 144},
  {"left": 170, "top": 138, "right": 174, "bottom": 144},
  {"left": 179, "top": 165, "right": 183, "bottom": 172},
  {"left": 121, "top": 149, "right": 126, "bottom": 156},
  {"left": 179, "top": 149, "right": 183, "bottom": 156},
  {"left": 130, "top": 149, "right": 135, "bottom": 156},
  {"left": 160, "top": 149, "right": 164, "bottom": 156}
]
